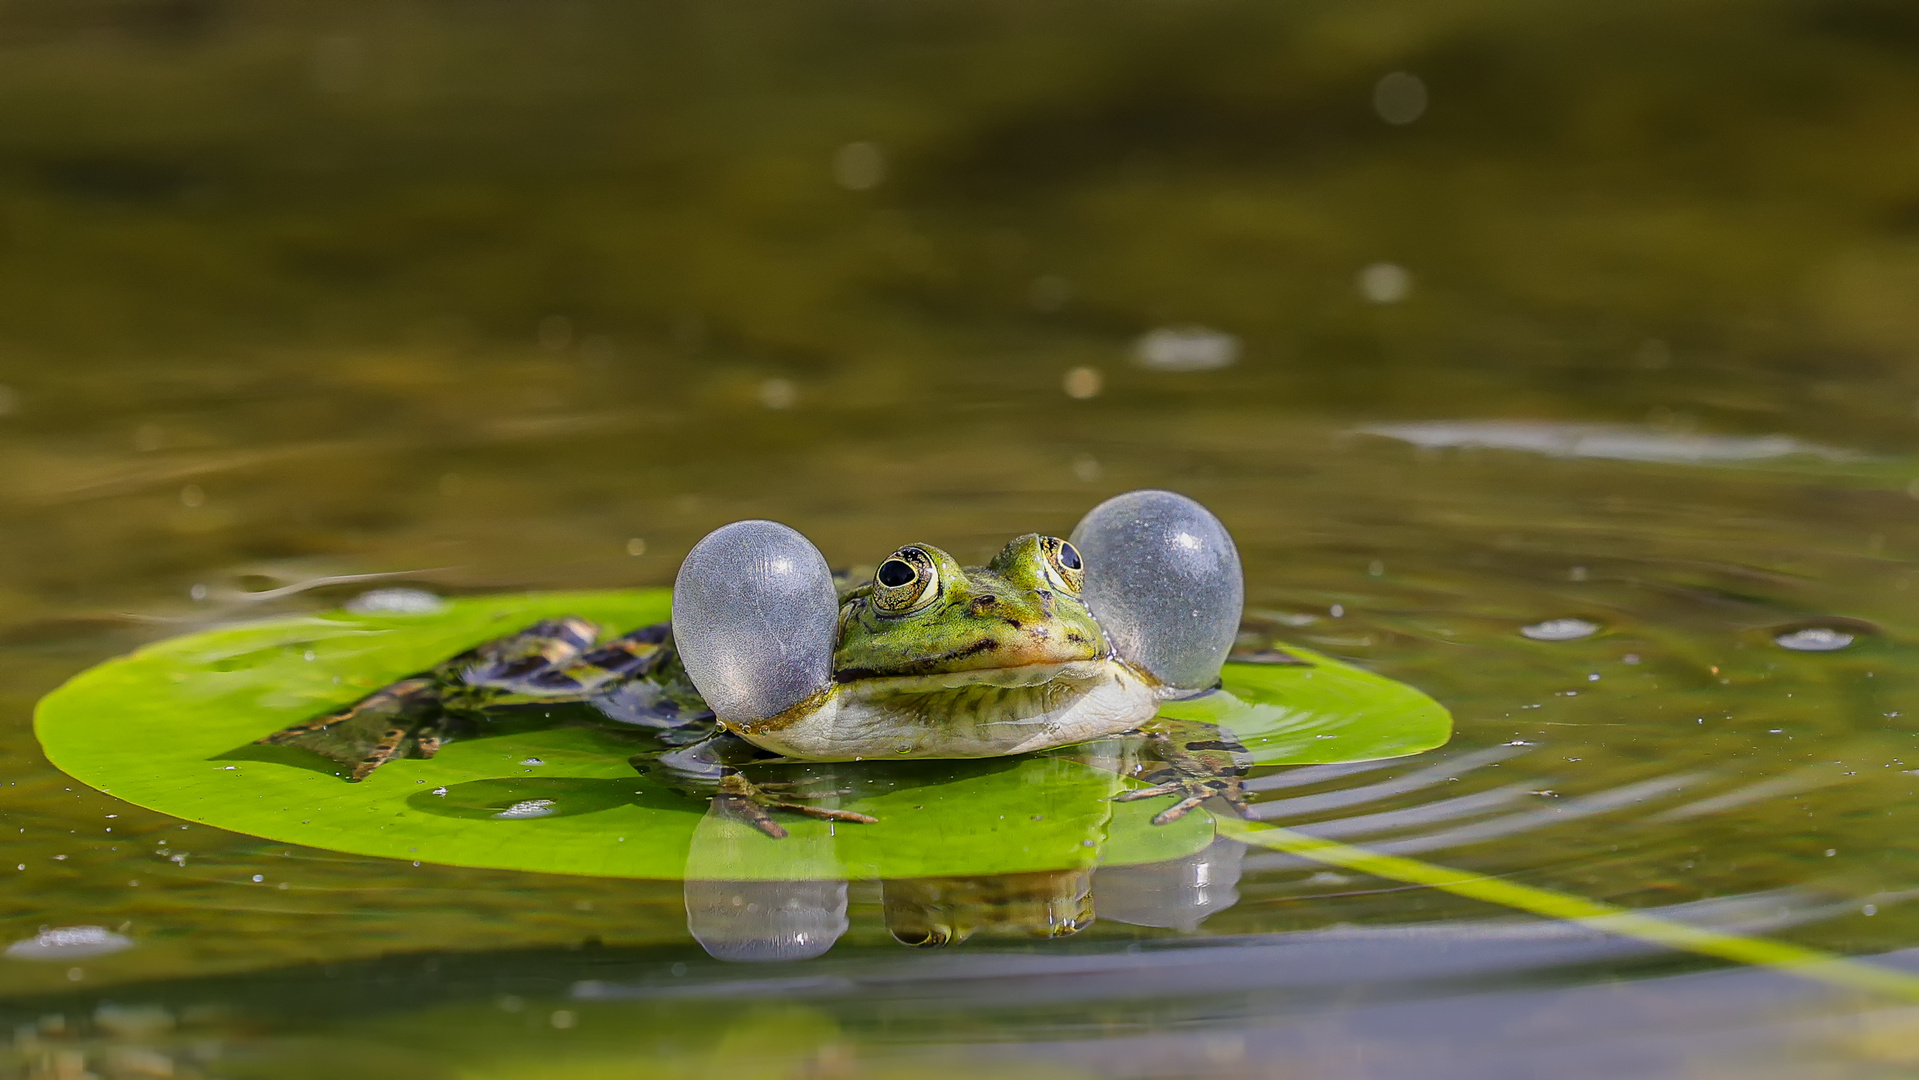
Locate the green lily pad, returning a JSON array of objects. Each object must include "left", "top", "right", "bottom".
[{"left": 33, "top": 590, "right": 1451, "bottom": 880}]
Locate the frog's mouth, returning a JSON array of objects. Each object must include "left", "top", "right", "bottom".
[
  {"left": 840, "top": 658, "right": 1116, "bottom": 694},
  {"left": 737, "top": 654, "right": 1160, "bottom": 761}
]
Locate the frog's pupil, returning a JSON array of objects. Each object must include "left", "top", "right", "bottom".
[
  {"left": 1058, "top": 542, "right": 1082, "bottom": 571},
  {"left": 877, "top": 559, "right": 917, "bottom": 588}
]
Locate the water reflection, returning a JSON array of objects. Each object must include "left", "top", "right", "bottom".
[
  {"left": 678, "top": 784, "right": 1249, "bottom": 960},
  {"left": 684, "top": 878, "right": 849, "bottom": 962},
  {"left": 1096, "top": 839, "right": 1246, "bottom": 932}
]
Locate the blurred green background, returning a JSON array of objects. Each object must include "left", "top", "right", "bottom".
[
  {"left": 2, "top": 0, "right": 1918, "bottom": 615},
  {"left": 4, "top": 0, "right": 1919, "bottom": 405}
]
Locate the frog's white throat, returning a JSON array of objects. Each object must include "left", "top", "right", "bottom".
[{"left": 730, "top": 658, "right": 1162, "bottom": 761}]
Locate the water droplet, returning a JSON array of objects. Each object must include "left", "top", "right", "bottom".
[
  {"left": 5, "top": 926, "right": 133, "bottom": 960},
  {"left": 1133, "top": 326, "right": 1239, "bottom": 372},
  {"left": 832, "top": 141, "right": 886, "bottom": 191},
  {"left": 1062, "top": 366, "right": 1103, "bottom": 399},
  {"left": 758, "top": 378, "right": 798, "bottom": 410},
  {"left": 1776, "top": 627, "right": 1854, "bottom": 652},
  {"left": 345, "top": 588, "right": 446, "bottom": 615},
  {"left": 1522, "top": 618, "right": 1599, "bottom": 641},
  {"left": 1372, "top": 71, "right": 1428, "bottom": 124},
  {"left": 626, "top": 537, "right": 647, "bottom": 557},
  {"left": 1357, "top": 262, "right": 1411, "bottom": 304},
  {"left": 495, "top": 799, "right": 558, "bottom": 820}
]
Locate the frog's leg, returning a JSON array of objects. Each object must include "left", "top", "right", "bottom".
[
  {"left": 256, "top": 676, "right": 445, "bottom": 780},
  {"left": 258, "top": 617, "right": 604, "bottom": 780},
  {"left": 1113, "top": 717, "right": 1252, "bottom": 825},
  {"left": 584, "top": 624, "right": 719, "bottom": 746},
  {"left": 639, "top": 733, "right": 877, "bottom": 840}
]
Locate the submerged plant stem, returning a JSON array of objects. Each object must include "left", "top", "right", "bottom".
[{"left": 1215, "top": 818, "right": 1919, "bottom": 1002}]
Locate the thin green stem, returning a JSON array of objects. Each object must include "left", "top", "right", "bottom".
[{"left": 1215, "top": 817, "right": 1919, "bottom": 1001}]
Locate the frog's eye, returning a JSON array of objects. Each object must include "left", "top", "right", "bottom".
[
  {"left": 1040, "top": 537, "right": 1085, "bottom": 593},
  {"left": 1069, "top": 489, "right": 1243, "bottom": 693},
  {"left": 872, "top": 548, "right": 939, "bottom": 614},
  {"left": 672, "top": 519, "right": 838, "bottom": 722}
]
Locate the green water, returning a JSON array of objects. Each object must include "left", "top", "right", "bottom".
[{"left": 7, "top": 1, "right": 1919, "bottom": 1075}]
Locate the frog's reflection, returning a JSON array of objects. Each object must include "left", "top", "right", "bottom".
[
  {"left": 677, "top": 747, "right": 1248, "bottom": 961},
  {"left": 682, "top": 822, "right": 1245, "bottom": 961},
  {"left": 1094, "top": 838, "right": 1245, "bottom": 931},
  {"left": 683, "top": 878, "right": 848, "bottom": 962},
  {"left": 883, "top": 868, "right": 1093, "bottom": 947}
]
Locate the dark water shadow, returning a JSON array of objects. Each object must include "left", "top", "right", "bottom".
[
  {"left": 210, "top": 741, "right": 350, "bottom": 777},
  {"left": 406, "top": 776, "right": 667, "bottom": 820}
]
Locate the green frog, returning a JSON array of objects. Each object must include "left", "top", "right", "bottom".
[{"left": 260, "top": 489, "right": 1270, "bottom": 836}]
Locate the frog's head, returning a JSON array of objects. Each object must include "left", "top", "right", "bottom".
[
  {"left": 671, "top": 491, "right": 1242, "bottom": 726},
  {"left": 832, "top": 535, "right": 1103, "bottom": 681}
]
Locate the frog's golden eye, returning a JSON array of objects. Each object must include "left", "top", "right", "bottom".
[
  {"left": 1041, "top": 537, "right": 1085, "bottom": 594},
  {"left": 1058, "top": 541, "right": 1082, "bottom": 571},
  {"left": 872, "top": 548, "right": 939, "bottom": 614}
]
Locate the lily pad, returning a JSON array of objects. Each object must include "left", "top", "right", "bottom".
[{"left": 34, "top": 590, "right": 1450, "bottom": 880}]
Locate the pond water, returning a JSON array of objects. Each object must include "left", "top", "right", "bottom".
[{"left": 7, "top": 1, "right": 1919, "bottom": 1076}]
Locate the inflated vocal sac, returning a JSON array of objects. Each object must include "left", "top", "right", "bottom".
[
  {"left": 1069, "top": 489, "right": 1243, "bottom": 693},
  {"left": 672, "top": 519, "right": 839, "bottom": 722}
]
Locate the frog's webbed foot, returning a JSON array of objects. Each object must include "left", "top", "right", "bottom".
[
  {"left": 1114, "top": 720, "right": 1252, "bottom": 826},
  {"left": 642, "top": 732, "right": 876, "bottom": 840},
  {"left": 712, "top": 772, "right": 878, "bottom": 840}
]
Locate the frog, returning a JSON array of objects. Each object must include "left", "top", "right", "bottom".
[{"left": 259, "top": 489, "right": 1282, "bottom": 837}]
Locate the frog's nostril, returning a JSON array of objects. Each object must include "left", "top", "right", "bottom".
[{"left": 969, "top": 595, "right": 998, "bottom": 613}]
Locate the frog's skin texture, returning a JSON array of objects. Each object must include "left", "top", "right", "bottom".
[
  {"left": 261, "top": 526, "right": 1271, "bottom": 837},
  {"left": 741, "top": 534, "right": 1158, "bottom": 762}
]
